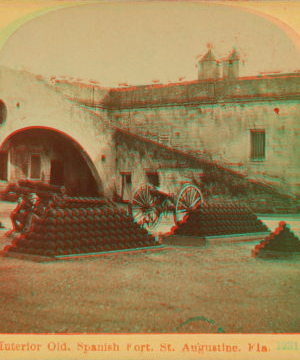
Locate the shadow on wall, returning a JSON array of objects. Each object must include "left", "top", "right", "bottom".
[{"left": 1, "top": 127, "right": 103, "bottom": 197}]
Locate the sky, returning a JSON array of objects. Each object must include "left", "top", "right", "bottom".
[{"left": 0, "top": 1, "right": 300, "bottom": 87}]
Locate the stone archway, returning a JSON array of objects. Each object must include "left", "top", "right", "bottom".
[{"left": 0, "top": 127, "right": 103, "bottom": 197}]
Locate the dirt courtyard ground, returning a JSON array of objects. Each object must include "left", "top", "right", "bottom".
[{"left": 0, "top": 201, "right": 299, "bottom": 334}]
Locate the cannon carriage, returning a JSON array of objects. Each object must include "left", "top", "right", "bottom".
[{"left": 129, "top": 167, "right": 205, "bottom": 230}]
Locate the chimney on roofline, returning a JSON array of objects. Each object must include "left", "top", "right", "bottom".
[
  {"left": 197, "top": 47, "right": 219, "bottom": 81},
  {"left": 223, "top": 48, "right": 240, "bottom": 80},
  {"left": 197, "top": 47, "right": 240, "bottom": 81}
]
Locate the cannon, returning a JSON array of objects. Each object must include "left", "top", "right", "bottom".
[
  {"left": 3, "top": 180, "right": 66, "bottom": 204},
  {"left": 129, "top": 168, "right": 205, "bottom": 230}
]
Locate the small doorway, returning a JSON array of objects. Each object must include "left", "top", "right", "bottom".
[
  {"left": 30, "top": 154, "right": 41, "bottom": 180},
  {"left": 121, "top": 173, "right": 132, "bottom": 202},
  {"left": 50, "top": 159, "right": 64, "bottom": 186},
  {"left": 0, "top": 151, "right": 8, "bottom": 181}
]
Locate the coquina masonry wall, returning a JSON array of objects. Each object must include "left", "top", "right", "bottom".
[{"left": 108, "top": 77, "right": 300, "bottom": 196}]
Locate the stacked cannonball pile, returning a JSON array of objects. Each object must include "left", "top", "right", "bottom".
[
  {"left": 173, "top": 203, "right": 269, "bottom": 237},
  {"left": 50, "top": 196, "right": 109, "bottom": 209},
  {"left": 252, "top": 221, "right": 300, "bottom": 257},
  {"left": 7, "top": 196, "right": 158, "bottom": 258}
]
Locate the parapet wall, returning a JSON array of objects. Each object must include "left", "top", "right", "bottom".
[{"left": 107, "top": 74, "right": 300, "bottom": 109}]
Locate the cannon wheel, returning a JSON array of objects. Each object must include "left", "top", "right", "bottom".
[
  {"left": 174, "top": 184, "right": 205, "bottom": 226},
  {"left": 129, "top": 184, "right": 163, "bottom": 230}
]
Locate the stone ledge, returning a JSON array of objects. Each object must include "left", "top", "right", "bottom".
[
  {"left": 2, "top": 252, "right": 57, "bottom": 263},
  {"left": 54, "top": 245, "right": 165, "bottom": 260},
  {"left": 162, "top": 235, "right": 206, "bottom": 247},
  {"left": 207, "top": 232, "right": 270, "bottom": 244},
  {"left": 252, "top": 249, "right": 300, "bottom": 259},
  {"left": 162, "top": 232, "right": 270, "bottom": 246},
  {"left": 1, "top": 245, "right": 165, "bottom": 262}
]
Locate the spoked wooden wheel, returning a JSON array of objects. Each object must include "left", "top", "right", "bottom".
[
  {"left": 130, "top": 184, "right": 163, "bottom": 230},
  {"left": 175, "top": 184, "right": 205, "bottom": 226}
]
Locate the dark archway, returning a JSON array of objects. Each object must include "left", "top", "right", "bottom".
[
  {"left": 0, "top": 100, "right": 7, "bottom": 125},
  {"left": 0, "top": 127, "right": 103, "bottom": 196}
]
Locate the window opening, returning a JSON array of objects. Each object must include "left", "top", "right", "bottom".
[
  {"left": 146, "top": 172, "right": 160, "bottom": 187},
  {"left": 158, "top": 134, "right": 171, "bottom": 146},
  {"left": 250, "top": 130, "right": 265, "bottom": 160},
  {"left": 30, "top": 154, "right": 41, "bottom": 180}
]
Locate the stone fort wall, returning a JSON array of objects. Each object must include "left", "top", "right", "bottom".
[
  {"left": 105, "top": 76, "right": 300, "bottom": 197},
  {"left": 0, "top": 66, "right": 300, "bottom": 199}
]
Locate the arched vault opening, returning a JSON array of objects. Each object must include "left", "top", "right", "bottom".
[{"left": 0, "top": 127, "right": 103, "bottom": 197}]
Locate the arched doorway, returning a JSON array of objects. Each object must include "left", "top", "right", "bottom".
[{"left": 0, "top": 127, "right": 103, "bottom": 196}]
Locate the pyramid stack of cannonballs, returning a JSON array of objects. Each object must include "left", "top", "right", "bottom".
[
  {"left": 172, "top": 203, "right": 269, "bottom": 237},
  {"left": 6, "top": 196, "right": 158, "bottom": 258},
  {"left": 252, "top": 221, "right": 300, "bottom": 258}
]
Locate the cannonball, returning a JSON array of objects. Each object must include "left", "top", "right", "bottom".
[
  {"left": 84, "top": 215, "right": 92, "bottom": 223},
  {"left": 45, "top": 217, "right": 56, "bottom": 227},
  {"left": 73, "top": 239, "right": 81, "bottom": 247},
  {"left": 44, "top": 249, "right": 55, "bottom": 257},
  {"left": 72, "top": 209, "right": 79, "bottom": 217},
  {"left": 64, "top": 231, "right": 73, "bottom": 240},
  {"left": 64, "top": 209, "right": 72, "bottom": 217},
  {"left": 46, "top": 209, "right": 57, "bottom": 218},
  {"left": 86, "top": 230, "right": 95, "bottom": 238},
  {"left": 70, "top": 209, "right": 76, "bottom": 217},
  {"left": 89, "top": 246, "right": 96, "bottom": 253},
  {"left": 59, "top": 209, "right": 66, "bottom": 217},
  {"left": 81, "top": 209, "right": 87, "bottom": 217},
  {"left": 76, "top": 217, "right": 84, "bottom": 224},
  {"left": 56, "top": 232, "right": 64, "bottom": 241},
  {"left": 46, "top": 240, "right": 57, "bottom": 249},
  {"left": 94, "top": 230, "right": 102, "bottom": 237},
  {"left": 71, "top": 216, "right": 79, "bottom": 224},
  {"left": 55, "top": 240, "right": 64, "bottom": 248},
  {"left": 77, "top": 209, "right": 84, "bottom": 217},
  {"left": 94, "top": 223, "right": 101, "bottom": 230},
  {"left": 88, "top": 209, "right": 94, "bottom": 216},
  {"left": 93, "top": 216, "right": 100, "bottom": 223}
]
